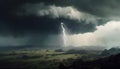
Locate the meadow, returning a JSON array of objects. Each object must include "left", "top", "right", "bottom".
[{"left": 0, "top": 49, "right": 101, "bottom": 69}]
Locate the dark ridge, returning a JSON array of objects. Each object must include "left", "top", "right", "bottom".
[{"left": 59, "top": 53, "right": 120, "bottom": 69}]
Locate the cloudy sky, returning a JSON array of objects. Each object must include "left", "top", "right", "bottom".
[{"left": 0, "top": 0, "right": 120, "bottom": 48}]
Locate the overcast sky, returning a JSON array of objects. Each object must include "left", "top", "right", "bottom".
[{"left": 0, "top": 0, "right": 120, "bottom": 48}]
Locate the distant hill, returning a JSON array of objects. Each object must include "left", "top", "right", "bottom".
[
  {"left": 63, "top": 46, "right": 106, "bottom": 51},
  {"left": 101, "top": 47, "right": 120, "bottom": 57}
]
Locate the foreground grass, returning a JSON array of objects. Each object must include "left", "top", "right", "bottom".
[{"left": 0, "top": 49, "right": 99, "bottom": 69}]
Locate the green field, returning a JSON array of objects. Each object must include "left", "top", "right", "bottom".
[{"left": 0, "top": 49, "right": 100, "bottom": 69}]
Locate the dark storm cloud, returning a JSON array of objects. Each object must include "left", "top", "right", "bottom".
[
  {"left": 0, "top": 0, "right": 120, "bottom": 47},
  {"left": 72, "top": 0, "right": 120, "bottom": 19},
  {"left": 0, "top": 0, "right": 120, "bottom": 35},
  {"left": 1, "top": 0, "right": 120, "bottom": 19}
]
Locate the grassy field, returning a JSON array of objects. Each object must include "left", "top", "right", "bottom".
[{"left": 0, "top": 49, "right": 100, "bottom": 69}]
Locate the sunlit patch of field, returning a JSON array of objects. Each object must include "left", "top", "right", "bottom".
[{"left": 0, "top": 50, "right": 80, "bottom": 61}]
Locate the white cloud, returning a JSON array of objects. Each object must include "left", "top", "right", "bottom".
[{"left": 68, "top": 21, "right": 120, "bottom": 48}]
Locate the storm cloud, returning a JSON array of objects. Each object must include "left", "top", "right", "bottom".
[
  {"left": 0, "top": 0, "right": 120, "bottom": 47},
  {"left": 0, "top": 0, "right": 110, "bottom": 35},
  {"left": 17, "top": 3, "right": 99, "bottom": 22}
]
